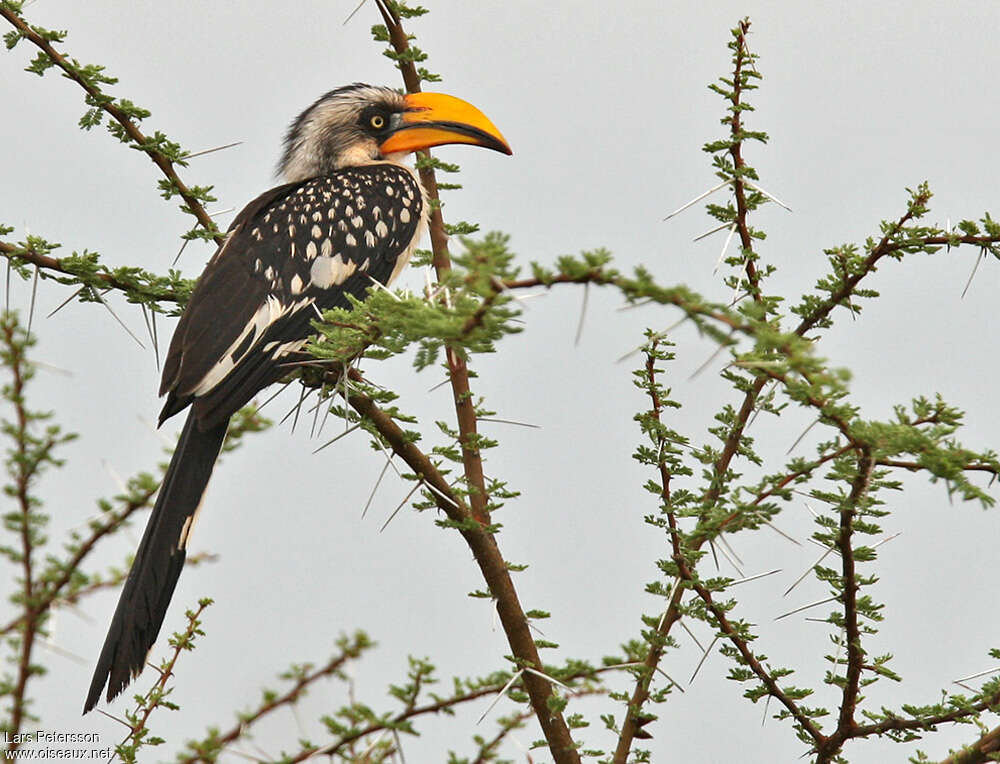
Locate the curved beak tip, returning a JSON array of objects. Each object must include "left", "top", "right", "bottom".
[{"left": 380, "top": 91, "right": 513, "bottom": 157}]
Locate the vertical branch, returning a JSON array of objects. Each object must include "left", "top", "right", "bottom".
[
  {"left": 728, "top": 19, "right": 762, "bottom": 302},
  {"left": 617, "top": 22, "right": 771, "bottom": 759},
  {"left": 374, "top": 1, "right": 490, "bottom": 525},
  {"left": 613, "top": 340, "right": 689, "bottom": 760},
  {"left": 3, "top": 317, "right": 37, "bottom": 751},
  {"left": 0, "top": 5, "right": 222, "bottom": 242},
  {"left": 817, "top": 448, "right": 874, "bottom": 762},
  {"left": 116, "top": 600, "right": 212, "bottom": 763},
  {"left": 0, "top": 316, "right": 69, "bottom": 750}
]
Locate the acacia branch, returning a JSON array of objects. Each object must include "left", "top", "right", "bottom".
[
  {"left": 370, "top": 3, "right": 578, "bottom": 758},
  {"left": 682, "top": 560, "right": 826, "bottom": 746},
  {"left": 615, "top": 26, "right": 772, "bottom": 750},
  {"left": 728, "top": 19, "right": 763, "bottom": 303},
  {"left": 176, "top": 633, "right": 372, "bottom": 764},
  {"left": 0, "top": 4, "right": 221, "bottom": 242},
  {"left": 0, "top": 240, "right": 186, "bottom": 305},
  {"left": 792, "top": 188, "right": 931, "bottom": 338},
  {"left": 938, "top": 723, "right": 1000, "bottom": 764},
  {"left": 877, "top": 458, "right": 1000, "bottom": 477},
  {"left": 0, "top": 481, "right": 157, "bottom": 639},
  {"left": 3, "top": 317, "right": 40, "bottom": 751},
  {"left": 344, "top": 367, "right": 580, "bottom": 761},
  {"left": 612, "top": 342, "right": 685, "bottom": 760},
  {"left": 816, "top": 449, "right": 874, "bottom": 761},
  {"left": 116, "top": 601, "right": 212, "bottom": 760},
  {"left": 373, "top": 0, "right": 491, "bottom": 528}
]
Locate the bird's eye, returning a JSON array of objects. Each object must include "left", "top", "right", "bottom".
[{"left": 369, "top": 114, "right": 386, "bottom": 130}]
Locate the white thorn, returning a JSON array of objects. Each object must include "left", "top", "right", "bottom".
[
  {"left": 367, "top": 273, "right": 401, "bottom": 300},
  {"left": 714, "top": 223, "right": 738, "bottom": 274},
  {"left": 689, "top": 635, "right": 720, "bottom": 683},
  {"left": 678, "top": 619, "right": 704, "bottom": 651},
  {"left": 961, "top": 247, "right": 986, "bottom": 299},
  {"left": 762, "top": 521, "right": 801, "bottom": 546},
  {"left": 379, "top": 480, "right": 423, "bottom": 533},
  {"left": 787, "top": 417, "right": 820, "bottom": 455},
  {"left": 744, "top": 180, "right": 792, "bottom": 212},
  {"left": 871, "top": 532, "right": 902, "bottom": 549},
  {"left": 694, "top": 221, "right": 734, "bottom": 242},
  {"left": 654, "top": 666, "right": 685, "bottom": 693},
  {"left": 952, "top": 666, "right": 1000, "bottom": 685},
  {"left": 523, "top": 666, "right": 571, "bottom": 692},
  {"left": 477, "top": 670, "right": 524, "bottom": 724},
  {"left": 574, "top": 282, "right": 589, "bottom": 346},
  {"left": 663, "top": 180, "right": 731, "bottom": 221},
  {"left": 478, "top": 417, "right": 541, "bottom": 429},
  {"left": 185, "top": 140, "right": 243, "bottom": 159},
  {"left": 726, "top": 569, "right": 782, "bottom": 587},
  {"left": 783, "top": 546, "right": 836, "bottom": 597},
  {"left": 312, "top": 422, "right": 362, "bottom": 454},
  {"left": 774, "top": 594, "right": 839, "bottom": 621}
]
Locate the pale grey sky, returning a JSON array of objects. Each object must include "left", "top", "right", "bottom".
[{"left": 3, "top": 1, "right": 999, "bottom": 761}]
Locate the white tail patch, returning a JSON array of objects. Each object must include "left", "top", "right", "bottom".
[{"left": 177, "top": 494, "right": 207, "bottom": 551}]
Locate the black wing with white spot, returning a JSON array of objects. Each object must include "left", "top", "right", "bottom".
[{"left": 160, "top": 163, "right": 423, "bottom": 429}]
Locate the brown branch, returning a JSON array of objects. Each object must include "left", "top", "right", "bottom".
[
  {"left": 682, "top": 561, "right": 827, "bottom": 747},
  {"left": 0, "top": 482, "right": 157, "bottom": 639},
  {"left": 816, "top": 448, "right": 874, "bottom": 763},
  {"left": 792, "top": 189, "right": 931, "bottom": 338},
  {"left": 369, "top": 4, "right": 579, "bottom": 760},
  {"left": 117, "top": 601, "right": 212, "bottom": 758},
  {"left": 4, "top": 318, "right": 39, "bottom": 752},
  {"left": 290, "top": 684, "right": 513, "bottom": 763},
  {"left": 0, "top": 6, "right": 221, "bottom": 242},
  {"left": 289, "top": 682, "right": 604, "bottom": 764},
  {"left": 0, "top": 240, "right": 185, "bottom": 304},
  {"left": 729, "top": 19, "right": 763, "bottom": 303},
  {"left": 176, "top": 634, "right": 371, "bottom": 764},
  {"left": 373, "top": 1, "right": 491, "bottom": 527},
  {"left": 748, "top": 444, "right": 854, "bottom": 509},
  {"left": 344, "top": 368, "right": 579, "bottom": 761},
  {"left": 612, "top": 342, "right": 683, "bottom": 761},
  {"left": 877, "top": 458, "right": 1000, "bottom": 476},
  {"left": 938, "top": 724, "right": 1000, "bottom": 764}
]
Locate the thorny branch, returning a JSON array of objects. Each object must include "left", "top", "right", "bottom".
[
  {"left": 938, "top": 724, "right": 1000, "bottom": 764},
  {"left": 0, "top": 480, "right": 158, "bottom": 639},
  {"left": 0, "top": 4, "right": 222, "bottom": 242},
  {"left": 371, "top": 3, "right": 580, "bottom": 760},
  {"left": 610, "top": 23, "right": 998, "bottom": 760},
  {"left": 819, "top": 450, "right": 874, "bottom": 761},
  {"left": 3, "top": 317, "right": 44, "bottom": 750},
  {"left": 727, "top": 19, "right": 764, "bottom": 304},
  {"left": 614, "top": 21, "right": 771, "bottom": 756},
  {"left": 343, "top": 363, "right": 580, "bottom": 761},
  {"left": 115, "top": 601, "right": 212, "bottom": 762},
  {"left": 176, "top": 633, "right": 372, "bottom": 764},
  {"left": 0, "top": 240, "right": 186, "bottom": 306}
]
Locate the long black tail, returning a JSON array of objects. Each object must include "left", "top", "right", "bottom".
[{"left": 83, "top": 412, "right": 229, "bottom": 713}]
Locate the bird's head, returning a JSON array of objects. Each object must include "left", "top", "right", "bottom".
[{"left": 279, "top": 83, "right": 511, "bottom": 182}]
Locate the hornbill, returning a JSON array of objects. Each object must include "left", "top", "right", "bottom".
[{"left": 83, "top": 84, "right": 511, "bottom": 712}]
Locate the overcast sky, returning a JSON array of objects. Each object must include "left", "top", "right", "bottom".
[{"left": 3, "top": 1, "right": 1000, "bottom": 761}]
